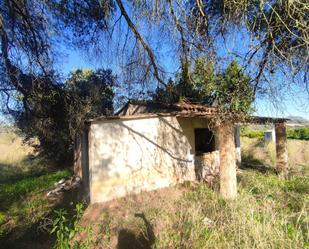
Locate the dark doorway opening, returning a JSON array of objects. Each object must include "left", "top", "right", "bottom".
[{"left": 194, "top": 128, "right": 215, "bottom": 155}]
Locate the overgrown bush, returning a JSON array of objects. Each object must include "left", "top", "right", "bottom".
[
  {"left": 241, "top": 129, "right": 264, "bottom": 139},
  {"left": 287, "top": 128, "right": 309, "bottom": 140},
  {"left": 241, "top": 128, "right": 309, "bottom": 140},
  {"left": 13, "top": 68, "right": 115, "bottom": 166},
  {"left": 152, "top": 59, "right": 254, "bottom": 115}
]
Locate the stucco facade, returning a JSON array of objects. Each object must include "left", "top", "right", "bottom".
[
  {"left": 74, "top": 101, "right": 289, "bottom": 203},
  {"left": 84, "top": 116, "right": 227, "bottom": 203}
]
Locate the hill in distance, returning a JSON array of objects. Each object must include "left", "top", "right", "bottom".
[{"left": 286, "top": 116, "right": 309, "bottom": 127}]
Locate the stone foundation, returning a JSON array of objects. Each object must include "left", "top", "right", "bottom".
[{"left": 194, "top": 151, "right": 220, "bottom": 182}]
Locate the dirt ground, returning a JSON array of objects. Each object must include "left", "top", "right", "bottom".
[{"left": 78, "top": 184, "right": 189, "bottom": 248}]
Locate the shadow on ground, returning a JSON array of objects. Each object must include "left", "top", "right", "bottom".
[
  {"left": 0, "top": 155, "right": 48, "bottom": 184},
  {"left": 117, "top": 213, "right": 155, "bottom": 249},
  {"left": 240, "top": 154, "right": 276, "bottom": 175},
  {"left": 1, "top": 186, "right": 85, "bottom": 249}
]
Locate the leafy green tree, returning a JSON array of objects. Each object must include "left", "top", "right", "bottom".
[
  {"left": 152, "top": 59, "right": 215, "bottom": 104},
  {"left": 189, "top": 58, "right": 217, "bottom": 104},
  {"left": 214, "top": 60, "right": 254, "bottom": 113},
  {"left": 152, "top": 78, "right": 179, "bottom": 104},
  {"left": 15, "top": 69, "right": 115, "bottom": 166},
  {"left": 153, "top": 59, "right": 254, "bottom": 114},
  {"left": 66, "top": 69, "right": 115, "bottom": 118}
]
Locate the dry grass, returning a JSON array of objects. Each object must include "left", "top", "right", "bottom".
[
  {"left": 0, "top": 129, "right": 38, "bottom": 183},
  {"left": 72, "top": 138, "right": 309, "bottom": 249},
  {"left": 0, "top": 130, "right": 33, "bottom": 166},
  {"left": 0, "top": 128, "right": 72, "bottom": 247},
  {"left": 77, "top": 174, "right": 308, "bottom": 249},
  {"left": 241, "top": 137, "right": 309, "bottom": 176},
  {"left": 2, "top": 128, "right": 308, "bottom": 248}
]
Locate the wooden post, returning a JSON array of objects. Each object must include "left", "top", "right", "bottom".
[
  {"left": 218, "top": 122, "right": 237, "bottom": 199},
  {"left": 275, "top": 122, "right": 289, "bottom": 176}
]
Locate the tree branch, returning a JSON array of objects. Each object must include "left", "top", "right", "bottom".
[
  {"left": 0, "top": 14, "right": 32, "bottom": 95},
  {"left": 114, "top": 0, "right": 167, "bottom": 87}
]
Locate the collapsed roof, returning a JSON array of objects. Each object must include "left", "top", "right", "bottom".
[{"left": 88, "top": 100, "right": 288, "bottom": 124}]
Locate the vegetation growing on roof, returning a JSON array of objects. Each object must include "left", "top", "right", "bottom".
[{"left": 152, "top": 60, "right": 254, "bottom": 118}]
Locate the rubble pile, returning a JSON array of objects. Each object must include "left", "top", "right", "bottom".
[{"left": 46, "top": 175, "right": 81, "bottom": 198}]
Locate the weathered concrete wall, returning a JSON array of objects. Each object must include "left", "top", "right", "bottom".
[
  {"left": 88, "top": 116, "right": 219, "bottom": 203},
  {"left": 235, "top": 125, "right": 241, "bottom": 167}
]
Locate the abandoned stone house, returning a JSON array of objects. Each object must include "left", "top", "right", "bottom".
[{"left": 74, "top": 101, "right": 288, "bottom": 204}]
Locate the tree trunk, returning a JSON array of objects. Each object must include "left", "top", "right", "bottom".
[
  {"left": 218, "top": 122, "right": 237, "bottom": 199},
  {"left": 74, "top": 134, "right": 82, "bottom": 177},
  {"left": 275, "top": 122, "right": 289, "bottom": 176}
]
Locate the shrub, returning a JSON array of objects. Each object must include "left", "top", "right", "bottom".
[
  {"left": 51, "top": 203, "right": 92, "bottom": 249},
  {"left": 241, "top": 129, "right": 264, "bottom": 139},
  {"left": 241, "top": 127, "right": 309, "bottom": 141},
  {"left": 287, "top": 128, "right": 309, "bottom": 140}
]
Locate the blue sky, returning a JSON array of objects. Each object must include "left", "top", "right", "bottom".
[
  {"left": 58, "top": 46, "right": 309, "bottom": 120},
  {"left": 1, "top": 17, "right": 308, "bottom": 123}
]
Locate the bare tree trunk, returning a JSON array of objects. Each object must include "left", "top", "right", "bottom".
[
  {"left": 275, "top": 122, "right": 289, "bottom": 176},
  {"left": 218, "top": 122, "right": 237, "bottom": 199},
  {"left": 74, "top": 134, "right": 82, "bottom": 177}
]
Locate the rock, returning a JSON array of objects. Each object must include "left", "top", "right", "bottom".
[
  {"left": 47, "top": 175, "right": 82, "bottom": 198},
  {"left": 58, "top": 179, "right": 65, "bottom": 184},
  {"left": 74, "top": 176, "right": 81, "bottom": 183}
]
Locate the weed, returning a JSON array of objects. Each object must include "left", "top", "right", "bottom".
[{"left": 51, "top": 203, "right": 94, "bottom": 249}]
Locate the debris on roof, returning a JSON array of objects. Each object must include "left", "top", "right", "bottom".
[{"left": 88, "top": 100, "right": 288, "bottom": 124}]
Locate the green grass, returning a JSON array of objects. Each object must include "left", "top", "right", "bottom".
[
  {"left": 0, "top": 170, "right": 71, "bottom": 210},
  {"left": 0, "top": 127, "right": 72, "bottom": 240},
  {"left": 166, "top": 171, "right": 309, "bottom": 249},
  {"left": 0, "top": 169, "right": 71, "bottom": 238}
]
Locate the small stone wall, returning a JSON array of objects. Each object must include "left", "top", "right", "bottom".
[{"left": 194, "top": 151, "right": 220, "bottom": 183}]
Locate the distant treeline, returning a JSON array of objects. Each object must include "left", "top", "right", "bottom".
[
  {"left": 287, "top": 128, "right": 309, "bottom": 140},
  {"left": 241, "top": 130, "right": 264, "bottom": 139},
  {"left": 241, "top": 127, "right": 309, "bottom": 141}
]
